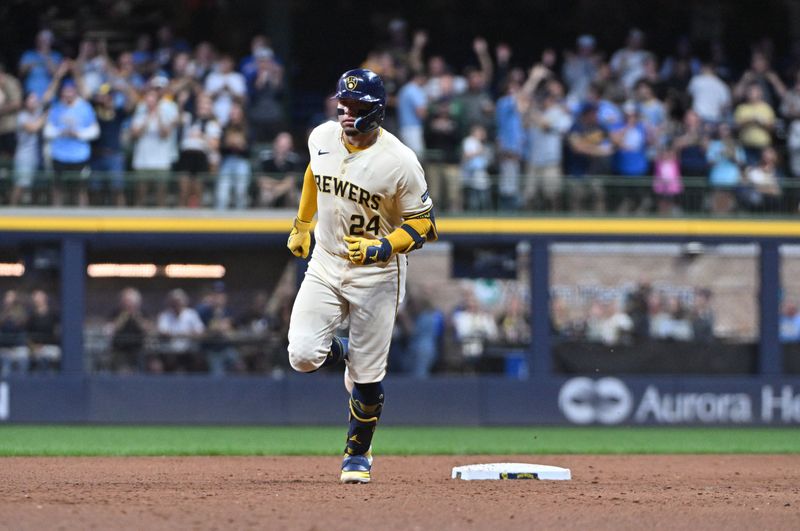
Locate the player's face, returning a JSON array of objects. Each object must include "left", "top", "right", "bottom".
[{"left": 337, "top": 98, "right": 372, "bottom": 135}]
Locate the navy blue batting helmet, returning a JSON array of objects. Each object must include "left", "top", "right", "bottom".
[{"left": 333, "top": 68, "right": 386, "bottom": 133}]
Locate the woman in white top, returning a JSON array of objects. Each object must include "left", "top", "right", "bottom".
[
  {"left": 130, "top": 86, "right": 179, "bottom": 206},
  {"left": 175, "top": 92, "right": 220, "bottom": 207}
]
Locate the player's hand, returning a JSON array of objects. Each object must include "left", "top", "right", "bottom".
[
  {"left": 287, "top": 218, "right": 312, "bottom": 258},
  {"left": 344, "top": 236, "right": 392, "bottom": 265}
]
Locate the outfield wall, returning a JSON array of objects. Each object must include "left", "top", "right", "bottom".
[
  {"left": 1, "top": 211, "right": 800, "bottom": 425},
  {"left": 2, "top": 375, "right": 799, "bottom": 425}
]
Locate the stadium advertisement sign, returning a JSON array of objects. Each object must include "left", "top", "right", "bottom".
[
  {"left": 1, "top": 377, "right": 799, "bottom": 425},
  {"left": 558, "top": 377, "right": 800, "bottom": 425}
]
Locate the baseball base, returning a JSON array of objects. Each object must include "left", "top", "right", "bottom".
[{"left": 451, "top": 463, "right": 571, "bottom": 481}]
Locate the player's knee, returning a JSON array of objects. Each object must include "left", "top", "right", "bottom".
[
  {"left": 288, "top": 354, "right": 317, "bottom": 373},
  {"left": 350, "top": 381, "right": 385, "bottom": 423},
  {"left": 287, "top": 336, "right": 324, "bottom": 373},
  {"left": 353, "top": 381, "right": 384, "bottom": 407}
]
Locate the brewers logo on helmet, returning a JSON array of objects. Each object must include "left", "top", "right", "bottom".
[{"left": 345, "top": 76, "right": 359, "bottom": 90}]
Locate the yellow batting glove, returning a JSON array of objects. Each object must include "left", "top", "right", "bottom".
[
  {"left": 287, "top": 218, "right": 312, "bottom": 258},
  {"left": 343, "top": 236, "right": 392, "bottom": 265}
]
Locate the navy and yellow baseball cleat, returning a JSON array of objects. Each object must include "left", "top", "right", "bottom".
[{"left": 340, "top": 449, "right": 373, "bottom": 484}]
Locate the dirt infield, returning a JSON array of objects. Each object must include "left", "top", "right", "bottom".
[{"left": 1, "top": 455, "right": 799, "bottom": 530}]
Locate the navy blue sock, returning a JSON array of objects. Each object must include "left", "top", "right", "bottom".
[
  {"left": 320, "top": 336, "right": 348, "bottom": 369},
  {"left": 345, "top": 381, "right": 384, "bottom": 456}
]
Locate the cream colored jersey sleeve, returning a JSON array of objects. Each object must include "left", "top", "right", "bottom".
[{"left": 394, "top": 147, "right": 434, "bottom": 219}]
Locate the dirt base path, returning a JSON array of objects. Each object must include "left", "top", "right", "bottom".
[{"left": 1, "top": 455, "right": 799, "bottom": 530}]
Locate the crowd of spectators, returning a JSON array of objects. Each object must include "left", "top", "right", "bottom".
[
  {"left": 89, "top": 278, "right": 527, "bottom": 378},
  {"left": 92, "top": 281, "right": 293, "bottom": 376},
  {"left": 385, "top": 279, "right": 535, "bottom": 377},
  {"left": 0, "top": 277, "right": 746, "bottom": 378},
  {"left": 2, "top": 20, "right": 795, "bottom": 380},
  {"left": 2, "top": 23, "right": 800, "bottom": 212},
  {"left": 552, "top": 283, "right": 716, "bottom": 346},
  {"left": 374, "top": 26, "right": 800, "bottom": 215},
  {"left": 0, "top": 278, "right": 298, "bottom": 377},
  {"left": 0, "top": 277, "right": 537, "bottom": 378},
  {"left": 387, "top": 279, "right": 720, "bottom": 378},
  {"left": 0, "top": 26, "right": 294, "bottom": 208}
]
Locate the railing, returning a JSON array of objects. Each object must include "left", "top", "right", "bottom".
[
  {"left": 0, "top": 169, "right": 301, "bottom": 209},
  {"left": 0, "top": 167, "right": 798, "bottom": 215},
  {"left": 426, "top": 172, "right": 800, "bottom": 216},
  {"left": 83, "top": 328, "right": 288, "bottom": 376}
]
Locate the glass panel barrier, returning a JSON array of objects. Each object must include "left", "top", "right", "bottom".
[
  {"left": 550, "top": 243, "right": 759, "bottom": 374},
  {"left": 0, "top": 246, "right": 61, "bottom": 376}
]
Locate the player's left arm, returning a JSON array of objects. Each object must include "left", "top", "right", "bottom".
[
  {"left": 388, "top": 207, "right": 439, "bottom": 252},
  {"left": 344, "top": 159, "right": 438, "bottom": 265},
  {"left": 344, "top": 209, "right": 438, "bottom": 265}
]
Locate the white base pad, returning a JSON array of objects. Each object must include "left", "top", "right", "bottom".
[{"left": 451, "top": 462, "right": 571, "bottom": 481}]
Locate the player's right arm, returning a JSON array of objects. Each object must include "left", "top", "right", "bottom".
[{"left": 287, "top": 164, "right": 317, "bottom": 258}]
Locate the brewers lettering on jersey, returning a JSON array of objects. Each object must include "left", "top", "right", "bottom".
[{"left": 286, "top": 68, "right": 437, "bottom": 484}]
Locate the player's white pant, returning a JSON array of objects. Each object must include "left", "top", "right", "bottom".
[{"left": 288, "top": 246, "right": 406, "bottom": 383}]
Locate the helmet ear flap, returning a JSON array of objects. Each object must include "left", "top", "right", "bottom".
[{"left": 354, "top": 103, "right": 385, "bottom": 133}]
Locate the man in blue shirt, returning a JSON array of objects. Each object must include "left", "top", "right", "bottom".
[
  {"left": 18, "top": 30, "right": 63, "bottom": 99},
  {"left": 495, "top": 78, "right": 526, "bottom": 210},
  {"left": 610, "top": 102, "right": 651, "bottom": 212},
  {"left": 611, "top": 102, "right": 650, "bottom": 177},
  {"left": 43, "top": 79, "right": 99, "bottom": 206},
  {"left": 396, "top": 70, "right": 428, "bottom": 159}
]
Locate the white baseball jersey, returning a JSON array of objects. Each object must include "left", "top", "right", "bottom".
[
  {"left": 308, "top": 120, "right": 433, "bottom": 257},
  {"left": 287, "top": 120, "right": 433, "bottom": 384}
]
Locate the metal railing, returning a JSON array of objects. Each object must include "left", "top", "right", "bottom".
[
  {"left": 0, "top": 166, "right": 798, "bottom": 216},
  {"left": 0, "top": 168, "right": 300, "bottom": 209}
]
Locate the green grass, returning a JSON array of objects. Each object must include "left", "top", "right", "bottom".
[{"left": 1, "top": 426, "right": 799, "bottom": 456}]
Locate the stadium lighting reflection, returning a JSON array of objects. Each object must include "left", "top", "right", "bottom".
[
  {"left": 86, "top": 263, "right": 226, "bottom": 278},
  {"left": 0, "top": 262, "right": 25, "bottom": 277},
  {"left": 87, "top": 263, "right": 158, "bottom": 278},
  {"left": 164, "top": 264, "right": 226, "bottom": 278}
]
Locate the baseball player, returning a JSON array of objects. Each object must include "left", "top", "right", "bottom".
[{"left": 286, "top": 68, "right": 437, "bottom": 483}]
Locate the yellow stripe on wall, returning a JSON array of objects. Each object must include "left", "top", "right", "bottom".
[
  {"left": 437, "top": 218, "right": 800, "bottom": 238},
  {"left": 0, "top": 216, "right": 292, "bottom": 233},
  {"left": 1, "top": 215, "right": 800, "bottom": 238}
]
